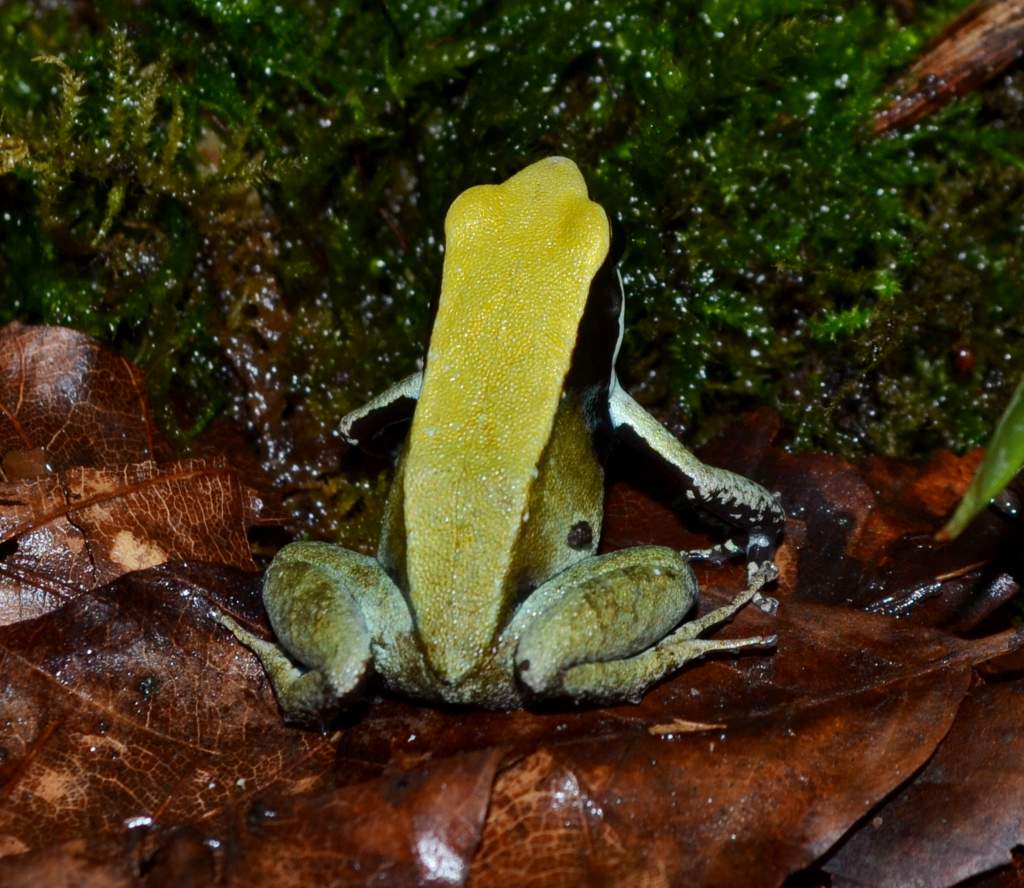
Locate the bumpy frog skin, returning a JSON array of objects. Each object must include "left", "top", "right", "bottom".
[{"left": 221, "top": 157, "right": 784, "bottom": 717}]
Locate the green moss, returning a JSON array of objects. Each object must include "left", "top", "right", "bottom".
[{"left": 1, "top": 0, "right": 1023, "bottom": 542}]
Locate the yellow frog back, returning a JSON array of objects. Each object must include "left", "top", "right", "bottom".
[{"left": 403, "top": 157, "right": 610, "bottom": 684}]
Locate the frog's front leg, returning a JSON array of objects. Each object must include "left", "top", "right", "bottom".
[
  {"left": 607, "top": 381, "right": 784, "bottom": 601},
  {"left": 219, "top": 541, "right": 431, "bottom": 722},
  {"left": 339, "top": 371, "right": 422, "bottom": 449},
  {"left": 507, "top": 546, "right": 775, "bottom": 704}
]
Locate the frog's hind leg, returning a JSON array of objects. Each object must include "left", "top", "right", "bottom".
[
  {"left": 218, "top": 613, "right": 347, "bottom": 722},
  {"left": 219, "top": 541, "right": 417, "bottom": 722},
  {"left": 511, "top": 546, "right": 775, "bottom": 704},
  {"left": 559, "top": 561, "right": 777, "bottom": 702}
]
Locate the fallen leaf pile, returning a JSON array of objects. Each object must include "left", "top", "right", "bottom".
[{"left": 1, "top": 325, "right": 1022, "bottom": 887}]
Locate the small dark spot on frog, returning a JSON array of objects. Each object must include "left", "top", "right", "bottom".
[
  {"left": 137, "top": 675, "right": 159, "bottom": 699},
  {"left": 519, "top": 659, "right": 531, "bottom": 672},
  {"left": 96, "top": 719, "right": 110, "bottom": 734},
  {"left": 0, "top": 746, "right": 8, "bottom": 763},
  {"left": 567, "top": 521, "right": 593, "bottom": 550}
]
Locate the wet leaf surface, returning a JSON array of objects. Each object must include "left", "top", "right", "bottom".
[
  {"left": 0, "top": 459, "right": 269, "bottom": 626},
  {"left": 826, "top": 678, "right": 1024, "bottom": 888},
  {"left": 0, "top": 323, "right": 171, "bottom": 476},
  {"left": 0, "top": 565, "right": 337, "bottom": 852},
  {"left": 0, "top": 325, "right": 277, "bottom": 626},
  {"left": 2, "top": 327, "right": 1023, "bottom": 886}
]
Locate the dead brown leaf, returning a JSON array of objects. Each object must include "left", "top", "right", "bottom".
[
  {"left": 0, "top": 459, "right": 267, "bottom": 625},
  {"left": 0, "top": 323, "right": 170, "bottom": 477},
  {"left": 0, "top": 325, "right": 277, "bottom": 626},
  {"left": 0, "top": 564, "right": 337, "bottom": 879},
  {"left": 1, "top": 561, "right": 1014, "bottom": 888},
  {"left": 827, "top": 678, "right": 1024, "bottom": 888}
]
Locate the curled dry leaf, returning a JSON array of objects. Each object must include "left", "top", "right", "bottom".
[
  {"left": 0, "top": 459, "right": 267, "bottom": 625},
  {"left": 1, "top": 329, "right": 1023, "bottom": 886}
]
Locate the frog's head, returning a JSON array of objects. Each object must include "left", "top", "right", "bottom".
[{"left": 443, "top": 156, "right": 608, "bottom": 272}]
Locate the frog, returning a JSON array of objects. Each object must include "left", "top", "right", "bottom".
[{"left": 220, "top": 156, "right": 784, "bottom": 719}]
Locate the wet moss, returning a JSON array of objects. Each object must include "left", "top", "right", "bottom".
[{"left": 1, "top": 0, "right": 1022, "bottom": 539}]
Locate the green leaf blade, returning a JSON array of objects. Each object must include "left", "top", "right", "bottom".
[{"left": 940, "top": 376, "right": 1024, "bottom": 540}]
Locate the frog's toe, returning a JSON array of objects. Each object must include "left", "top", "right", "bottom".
[
  {"left": 746, "top": 558, "right": 779, "bottom": 587},
  {"left": 276, "top": 668, "right": 361, "bottom": 724}
]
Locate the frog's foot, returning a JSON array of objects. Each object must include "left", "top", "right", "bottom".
[
  {"left": 512, "top": 546, "right": 775, "bottom": 705},
  {"left": 218, "top": 612, "right": 356, "bottom": 724},
  {"left": 685, "top": 536, "right": 780, "bottom": 613},
  {"left": 747, "top": 556, "right": 780, "bottom": 614}
]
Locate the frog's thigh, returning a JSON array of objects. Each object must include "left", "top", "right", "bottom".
[
  {"left": 224, "top": 541, "right": 394, "bottom": 721},
  {"left": 266, "top": 541, "right": 435, "bottom": 703},
  {"left": 512, "top": 546, "right": 697, "bottom": 699}
]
